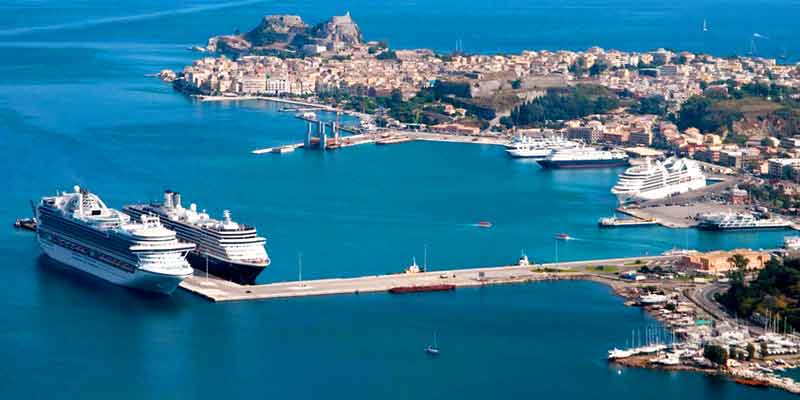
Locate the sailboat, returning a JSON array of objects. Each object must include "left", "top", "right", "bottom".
[
  {"left": 702, "top": 19, "right": 708, "bottom": 32},
  {"left": 424, "top": 331, "right": 440, "bottom": 355}
]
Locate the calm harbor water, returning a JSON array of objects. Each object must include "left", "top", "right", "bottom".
[{"left": 1, "top": 1, "right": 799, "bottom": 398}]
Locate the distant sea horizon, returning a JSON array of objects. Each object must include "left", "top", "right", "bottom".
[{"left": 0, "top": 0, "right": 798, "bottom": 64}]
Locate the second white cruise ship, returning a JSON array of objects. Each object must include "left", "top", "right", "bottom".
[
  {"left": 124, "top": 191, "right": 269, "bottom": 284},
  {"left": 611, "top": 157, "right": 707, "bottom": 204},
  {"left": 35, "top": 186, "right": 195, "bottom": 294},
  {"left": 505, "top": 135, "right": 580, "bottom": 159}
]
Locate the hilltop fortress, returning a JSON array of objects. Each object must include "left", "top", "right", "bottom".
[{"left": 207, "top": 12, "right": 364, "bottom": 57}]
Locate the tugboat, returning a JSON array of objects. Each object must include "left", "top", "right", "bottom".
[
  {"left": 404, "top": 257, "right": 422, "bottom": 274},
  {"left": 13, "top": 217, "right": 37, "bottom": 232}
]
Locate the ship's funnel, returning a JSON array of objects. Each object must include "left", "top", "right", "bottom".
[
  {"left": 174, "top": 192, "right": 182, "bottom": 209},
  {"left": 164, "top": 190, "right": 173, "bottom": 208}
]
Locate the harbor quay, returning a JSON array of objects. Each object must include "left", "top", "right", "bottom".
[
  {"left": 251, "top": 129, "right": 511, "bottom": 154},
  {"left": 179, "top": 254, "right": 677, "bottom": 302}
]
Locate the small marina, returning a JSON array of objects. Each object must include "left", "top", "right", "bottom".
[{"left": 607, "top": 281, "right": 800, "bottom": 395}]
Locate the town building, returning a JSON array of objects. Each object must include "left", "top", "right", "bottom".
[
  {"left": 769, "top": 158, "right": 800, "bottom": 179},
  {"left": 677, "top": 249, "right": 769, "bottom": 275}
]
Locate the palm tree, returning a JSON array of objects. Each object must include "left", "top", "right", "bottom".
[{"left": 727, "top": 254, "right": 750, "bottom": 284}]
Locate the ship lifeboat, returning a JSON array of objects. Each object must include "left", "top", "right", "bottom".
[
  {"left": 478, "top": 221, "right": 493, "bottom": 228},
  {"left": 555, "top": 233, "right": 571, "bottom": 240}
]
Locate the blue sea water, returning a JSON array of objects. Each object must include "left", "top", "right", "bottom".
[{"left": 1, "top": 1, "right": 799, "bottom": 398}]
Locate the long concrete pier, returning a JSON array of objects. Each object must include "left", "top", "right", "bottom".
[
  {"left": 251, "top": 131, "right": 510, "bottom": 155},
  {"left": 179, "top": 255, "right": 675, "bottom": 302}
]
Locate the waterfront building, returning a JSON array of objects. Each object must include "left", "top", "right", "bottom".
[
  {"left": 677, "top": 249, "right": 769, "bottom": 275},
  {"left": 430, "top": 122, "right": 481, "bottom": 135},
  {"left": 239, "top": 74, "right": 267, "bottom": 94},
  {"left": 629, "top": 128, "right": 653, "bottom": 146},
  {"left": 567, "top": 126, "right": 602, "bottom": 144},
  {"left": 728, "top": 187, "right": 750, "bottom": 205}
]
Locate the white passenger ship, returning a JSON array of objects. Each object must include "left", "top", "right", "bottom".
[
  {"left": 124, "top": 191, "right": 269, "bottom": 284},
  {"left": 35, "top": 186, "right": 194, "bottom": 294},
  {"left": 697, "top": 211, "right": 792, "bottom": 231},
  {"left": 505, "top": 135, "right": 580, "bottom": 159},
  {"left": 611, "top": 157, "right": 706, "bottom": 204},
  {"left": 537, "top": 146, "right": 629, "bottom": 169}
]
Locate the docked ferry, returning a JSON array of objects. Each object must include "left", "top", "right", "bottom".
[
  {"left": 35, "top": 186, "right": 194, "bottom": 294},
  {"left": 697, "top": 211, "right": 792, "bottom": 231},
  {"left": 124, "top": 191, "right": 269, "bottom": 284},
  {"left": 537, "top": 146, "right": 629, "bottom": 169},
  {"left": 611, "top": 157, "right": 706, "bottom": 204}
]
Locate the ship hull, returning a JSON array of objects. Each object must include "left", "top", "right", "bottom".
[
  {"left": 388, "top": 284, "right": 456, "bottom": 294},
  {"left": 38, "top": 238, "right": 187, "bottom": 295},
  {"left": 187, "top": 252, "right": 265, "bottom": 285},
  {"left": 506, "top": 149, "right": 550, "bottom": 159},
  {"left": 697, "top": 224, "right": 791, "bottom": 231},
  {"left": 538, "top": 159, "right": 629, "bottom": 169}
]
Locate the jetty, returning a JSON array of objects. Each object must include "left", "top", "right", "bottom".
[
  {"left": 179, "top": 255, "right": 675, "bottom": 302},
  {"left": 251, "top": 127, "right": 511, "bottom": 155}
]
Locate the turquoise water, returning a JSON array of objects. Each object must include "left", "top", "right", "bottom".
[{"left": 1, "top": 1, "right": 798, "bottom": 398}]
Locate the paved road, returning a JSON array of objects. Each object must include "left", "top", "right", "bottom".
[{"left": 687, "top": 282, "right": 764, "bottom": 334}]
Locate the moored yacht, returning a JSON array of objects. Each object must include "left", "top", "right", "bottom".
[
  {"left": 124, "top": 191, "right": 269, "bottom": 284},
  {"left": 35, "top": 186, "right": 194, "bottom": 294}
]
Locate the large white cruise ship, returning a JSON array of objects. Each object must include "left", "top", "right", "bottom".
[
  {"left": 124, "top": 191, "right": 269, "bottom": 284},
  {"left": 35, "top": 186, "right": 195, "bottom": 294},
  {"left": 505, "top": 135, "right": 580, "bottom": 159},
  {"left": 611, "top": 157, "right": 707, "bottom": 204}
]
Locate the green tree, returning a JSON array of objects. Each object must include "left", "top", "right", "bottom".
[
  {"left": 727, "top": 254, "right": 750, "bottom": 284},
  {"left": 589, "top": 61, "right": 608, "bottom": 77},
  {"left": 746, "top": 343, "right": 756, "bottom": 360},
  {"left": 703, "top": 344, "right": 728, "bottom": 366},
  {"left": 376, "top": 50, "right": 397, "bottom": 60},
  {"left": 632, "top": 95, "right": 667, "bottom": 116},
  {"left": 569, "top": 58, "right": 589, "bottom": 76}
]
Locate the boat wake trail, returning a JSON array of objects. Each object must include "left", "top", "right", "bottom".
[{"left": 0, "top": 0, "right": 270, "bottom": 36}]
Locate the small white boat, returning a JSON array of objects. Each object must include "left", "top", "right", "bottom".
[
  {"left": 425, "top": 331, "right": 440, "bottom": 355},
  {"left": 608, "top": 348, "right": 634, "bottom": 360}
]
